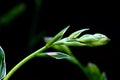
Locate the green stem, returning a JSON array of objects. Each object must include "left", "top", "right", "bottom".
[{"left": 3, "top": 46, "right": 47, "bottom": 80}]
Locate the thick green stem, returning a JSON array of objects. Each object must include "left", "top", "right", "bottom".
[{"left": 3, "top": 46, "right": 47, "bottom": 80}]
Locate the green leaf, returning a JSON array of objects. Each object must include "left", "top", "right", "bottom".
[
  {"left": 52, "top": 45, "right": 72, "bottom": 55},
  {"left": 0, "top": 3, "right": 26, "bottom": 25},
  {"left": 85, "top": 63, "right": 107, "bottom": 80},
  {"left": 44, "top": 37, "right": 73, "bottom": 55},
  {"left": 45, "top": 26, "right": 70, "bottom": 47},
  {"left": 46, "top": 52, "right": 70, "bottom": 59},
  {"left": 85, "top": 63, "right": 102, "bottom": 80},
  {"left": 68, "top": 28, "right": 89, "bottom": 39},
  {"left": 86, "top": 63, "right": 101, "bottom": 74},
  {"left": 0, "top": 46, "right": 6, "bottom": 80}
]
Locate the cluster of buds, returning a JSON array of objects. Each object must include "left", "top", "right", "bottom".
[
  {"left": 52, "top": 28, "right": 110, "bottom": 47},
  {"left": 44, "top": 26, "right": 109, "bottom": 80}
]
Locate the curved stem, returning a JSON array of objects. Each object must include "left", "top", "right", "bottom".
[{"left": 3, "top": 46, "right": 47, "bottom": 80}]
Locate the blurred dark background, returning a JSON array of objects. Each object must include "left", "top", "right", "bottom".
[{"left": 0, "top": 0, "right": 119, "bottom": 80}]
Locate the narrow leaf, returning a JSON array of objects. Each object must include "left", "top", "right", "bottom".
[
  {"left": 45, "top": 26, "right": 70, "bottom": 47},
  {"left": 0, "top": 46, "right": 6, "bottom": 80},
  {"left": 44, "top": 37, "right": 73, "bottom": 55},
  {"left": 46, "top": 52, "right": 70, "bottom": 59},
  {"left": 52, "top": 45, "right": 72, "bottom": 55},
  {"left": 85, "top": 62, "right": 107, "bottom": 80},
  {"left": 68, "top": 28, "right": 89, "bottom": 39}
]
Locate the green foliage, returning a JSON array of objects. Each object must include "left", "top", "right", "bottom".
[
  {"left": 44, "top": 37, "right": 72, "bottom": 55},
  {"left": 68, "top": 28, "right": 89, "bottom": 39},
  {"left": 45, "top": 26, "right": 70, "bottom": 47},
  {"left": 0, "top": 46, "right": 6, "bottom": 80},
  {"left": 46, "top": 52, "right": 70, "bottom": 59},
  {"left": 51, "top": 29, "right": 110, "bottom": 47},
  {"left": 43, "top": 28, "right": 109, "bottom": 80},
  {"left": 0, "top": 0, "right": 110, "bottom": 79},
  {"left": 2, "top": 27, "right": 110, "bottom": 80},
  {"left": 85, "top": 63, "right": 107, "bottom": 80}
]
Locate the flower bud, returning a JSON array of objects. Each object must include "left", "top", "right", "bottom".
[
  {"left": 77, "top": 33, "right": 110, "bottom": 47},
  {"left": 77, "top": 34, "right": 97, "bottom": 42}
]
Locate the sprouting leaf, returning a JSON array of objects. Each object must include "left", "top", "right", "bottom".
[
  {"left": 0, "top": 46, "right": 6, "bottom": 80},
  {"left": 46, "top": 52, "right": 70, "bottom": 59},
  {"left": 45, "top": 26, "right": 70, "bottom": 47},
  {"left": 85, "top": 62, "right": 107, "bottom": 80},
  {"left": 0, "top": 3, "right": 26, "bottom": 25},
  {"left": 68, "top": 28, "right": 89, "bottom": 39}
]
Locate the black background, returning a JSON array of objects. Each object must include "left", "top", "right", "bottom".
[{"left": 0, "top": 0, "right": 119, "bottom": 80}]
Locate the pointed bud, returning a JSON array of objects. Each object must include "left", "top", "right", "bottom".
[
  {"left": 77, "top": 33, "right": 110, "bottom": 47},
  {"left": 77, "top": 34, "right": 96, "bottom": 42},
  {"left": 45, "top": 26, "right": 70, "bottom": 47},
  {"left": 46, "top": 52, "right": 70, "bottom": 59},
  {"left": 68, "top": 28, "right": 89, "bottom": 39}
]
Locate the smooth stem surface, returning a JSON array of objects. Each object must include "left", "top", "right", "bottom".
[{"left": 3, "top": 46, "right": 47, "bottom": 80}]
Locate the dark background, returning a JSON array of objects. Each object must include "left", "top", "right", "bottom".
[{"left": 0, "top": 0, "right": 119, "bottom": 80}]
